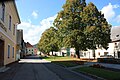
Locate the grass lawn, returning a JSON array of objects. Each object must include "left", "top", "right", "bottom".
[
  {"left": 74, "top": 67, "right": 120, "bottom": 80},
  {"left": 41, "top": 56, "right": 78, "bottom": 61},
  {"left": 52, "top": 61, "right": 79, "bottom": 67},
  {"left": 41, "top": 56, "right": 85, "bottom": 67}
]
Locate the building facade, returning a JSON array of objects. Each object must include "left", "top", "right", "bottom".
[
  {"left": 0, "top": 1, "right": 20, "bottom": 67},
  {"left": 26, "top": 42, "right": 34, "bottom": 55},
  {"left": 16, "top": 29, "right": 27, "bottom": 59}
]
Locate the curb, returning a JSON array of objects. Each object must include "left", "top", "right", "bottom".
[
  {"left": 74, "top": 70, "right": 106, "bottom": 80},
  {"left": 52, "top": 63, "right": 95, "bottom": 80}
]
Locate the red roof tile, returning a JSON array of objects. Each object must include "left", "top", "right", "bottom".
[{"left": 26, "top": 42, "right": 33, "bottom": 48}]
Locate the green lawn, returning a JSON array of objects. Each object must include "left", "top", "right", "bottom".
[
  {"left": 52, "top": 61, "right": 79, "bottom": 67},
  {"left": 74, "top": 67, "right": 120, "bottom": 80},
  {"left": 41, "top": 56, "right": 85, "bottom": 67},
  {"left": 41, "top": 56, "right": 78, "bottom": 61}
]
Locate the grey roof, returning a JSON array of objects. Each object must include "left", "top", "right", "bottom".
[{"left": 111, "top": 26, "right": 120, "bottom": 41}]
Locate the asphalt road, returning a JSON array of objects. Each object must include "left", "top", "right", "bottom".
[{"left": 12, "top": 55, "right": 93, "bottom": 80}]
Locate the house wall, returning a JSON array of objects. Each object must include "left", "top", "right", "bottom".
[
  {"left": 0, "top": 1, "right": 20, "bottom": 65},
  {"left": 49, "top": 52, "right": 62, "bottom": 56},
  {"left": 107, "top": 43, "right": 115, "bottom": 56},
  {"left": 109, "top": 42, "right": 120, "bottom": 58},
  {"left": 27, "top": 48, "right": 34, "bottom": 55},
  {"left": 0, "top": 32, "right": 16, "bottom": 65}
]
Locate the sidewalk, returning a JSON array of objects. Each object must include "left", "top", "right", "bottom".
[
  {"left": 86, "top": 62, "right": 120, "bottom": 70},
  {"left": 67, "top": 62, "right": 120, "bottom": 71},
  {"left": 0, "top": 61, "right": 22, "bottom": 80}
]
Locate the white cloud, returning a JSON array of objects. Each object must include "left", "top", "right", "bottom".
[
  {"left": 32, "top": 11, "right": 38, "bottom": 19},
  {"left": 17, "top": 14, "right": 57, "bottom": 45},
  {"left": 115, "top": 15, "right": 120, "bottom": 23},
  {"left": 101, "top": 3, "right": 119, "bottom": 22}
]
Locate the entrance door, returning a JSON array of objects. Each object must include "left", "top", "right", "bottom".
[
  {"left": 118, "top": 51, "right": 120, "bottom": 58},
  {"left": 0, "top": 39, "right": 4, "bottom": 67}
]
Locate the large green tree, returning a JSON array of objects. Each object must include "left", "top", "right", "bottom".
[
  {"left": 53, "top": 0, "right": 111, "bottom": 58},
  {"left": 38, "top": 27, "right": 59, "bottom": 55},
  {"left": 81, "top": 3, "right": 111, "bottom": 59},
  {"left": 53, "top": 0, "right": 87, "bottom": 58}
]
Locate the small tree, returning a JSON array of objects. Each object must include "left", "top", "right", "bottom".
[{"left": 38, "top": 27, "right": 59, "bottom": 55}]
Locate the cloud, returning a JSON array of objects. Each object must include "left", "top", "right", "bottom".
[
  {"left": 32, "top": 11, "right": 38, "bottom": 19},
  {"left": 17, "top": 14, "right": 57, "bottom": 45},
  {"left": 115, "top": 15, "right": 120, "bottom": 23},
  {"left": 101, "top": 3, "right": 119, "bottom": 22}
]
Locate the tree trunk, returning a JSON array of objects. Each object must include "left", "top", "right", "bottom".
[
  {"left": 52, "top": 50, "right": 53, "bottom": 56},
  {"left": 75, "top": 48, "right": 80, "bottom": 58},
  {"left": 93, "top": 50, "right": 96, "bottom": 59}
]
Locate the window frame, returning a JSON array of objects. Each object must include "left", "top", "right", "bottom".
[
  {"left": 9, "top": 15, "right": 12, "bottom": 30},
  {"left": 13, "top": 24, "right": 15, "bottom": 35},
  {"left": 12, "top": 47, "right": 14, "bottom": 58},
  {"left": 8, "top": 45, "right": 10, "bottom": 58},
  {"left": 1, "top": 2, "right": 5, "bottom": 22}
]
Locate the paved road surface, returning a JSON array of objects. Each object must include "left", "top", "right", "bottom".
[{"left": 12, "top": 55, "right": 93, "bottom": 80}]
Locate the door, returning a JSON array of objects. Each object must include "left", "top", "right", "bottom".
[
  {"left": 118, "top": 51, "right": 120, "bottom": 58},
  {"left": 0, "top": 39, "right": 4, "bottom": 67}
]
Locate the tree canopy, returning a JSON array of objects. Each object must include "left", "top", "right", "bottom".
[
  {"left": 38, "top": 0, "right": 111, "bottom": 58},
  {"left": 38, "top": 27, "right": 59, "bottom": 54},
  {"left": 53, "top": 0, "right": 111, "bottom": 58}
]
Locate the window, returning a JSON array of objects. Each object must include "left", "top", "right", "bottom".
[
  {"left": 12, "top": 47, "right": 14, "bottom": 58},
  {"left": 1, "top": 2, "right": 5, "bottom": 22},
  {"left": 13, "top": 24, "right": 15, "bottom": 35},
  {"left": 9, "top": 15, "right": 12, "bottom": 30},
  {"left": 98, "top": 52, "right": 100, "bottom": 55},
  {"left": 104, "top": 52, "right": 108, "bottom": 56},
  {"left": 8, "top": 45, "right": 10, "bottom": 58},
  {"left": 84, "top": 53, "right": 86, "bottom": 56}
]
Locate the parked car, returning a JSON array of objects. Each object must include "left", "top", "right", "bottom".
[{"left": 100, "top": 55, "right": 114, "bottom": 58}]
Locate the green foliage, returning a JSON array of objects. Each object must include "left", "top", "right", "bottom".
[
  {"left": 39, "top": 0, "right": 111, "bottom": 57},
  {"left": 81, "top": 2, "right": 111, "bottom": 49},
  {"left": 38, "top": 27, "right": 59, "bottom": 53},
  {"left": 74, "top": 67, "right": 120, "bottom": 80},
  {"left": 53, "top": 0, "right": 111, "bottom": 51}
]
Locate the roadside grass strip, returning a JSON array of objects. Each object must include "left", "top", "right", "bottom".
[{"left": 73, "top": 67, "right": 120, "bottom": 80}]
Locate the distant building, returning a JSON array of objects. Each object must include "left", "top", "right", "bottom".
[
  {"left": 0, "top": 1, "right": 20, "bottom": 67},
  {"left": 69, "top": 26, "right": 120, "bottom": 59},
  {"left": 26, "top": 42, "right": 34, "bottom": 55},
  {"left": 108, "top": 40, "right": 120, "bottom": 58},
  {"left": 16, "top": 29, "right": 27, "bottom": 59},
  {"left": 33, "top": 44, "right": 38, "bottom": 55},
  {"left": 16, "top": 29, "right": 23, "bottom": 60}
]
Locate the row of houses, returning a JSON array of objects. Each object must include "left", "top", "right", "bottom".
[
  {"left": 49, "top": 27, "right": 120, "bottom": 59},
  {"left": 0, "top": 1, "right": 38, "bottom": 68},
  {"left": 50, "top": 39, "right": 120, "bottom": 59}
]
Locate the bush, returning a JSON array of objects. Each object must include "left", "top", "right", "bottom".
[{"left": 97, "top": 58, "right": 120, "bottom": 64}]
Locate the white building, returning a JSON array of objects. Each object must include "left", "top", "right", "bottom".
[{"left": 26, "top": 42, "right": 34, "bottom": 55}]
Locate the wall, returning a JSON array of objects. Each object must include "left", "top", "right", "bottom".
[{"left": 0, "top": 1, "right": 20, "bottom": 65}]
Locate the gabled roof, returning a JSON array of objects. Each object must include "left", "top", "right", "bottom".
[
  {"left": 26, "top": 42, "right": 33, "bottom": 48},
  {"left": 111, "top": 39, "right": 120, "bottom": 43},
  {"left": 111, "top": 26, "right": 120, "bottom": 41}
]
